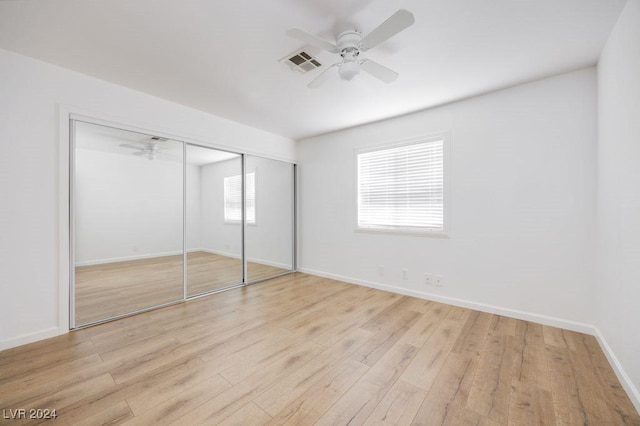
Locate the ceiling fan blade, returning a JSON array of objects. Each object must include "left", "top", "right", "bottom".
[
  {"left": 286, "top": 27, "right": 339, "bottom": 53},
  {"left": 308, "top": 64, "right": 339, "bottom": 88},
  {"left": 120, "top": 143, "right": 144, "bottom": 150},
  {"left": 361, "top": 9, "right": 415, "bottom": 50},
  {"left": 132, "top": 150, "right": 147, "bottom": 156},
  {"left": 360, "top": 59, "right": 398, "bottom": 84}
]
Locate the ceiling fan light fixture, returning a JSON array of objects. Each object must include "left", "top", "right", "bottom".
[
  {"left": 339, "top": 49, "right": 360, "bottom": 81},
  {"left": 339, "top": 60, "right": 360, "bottom": 81}
]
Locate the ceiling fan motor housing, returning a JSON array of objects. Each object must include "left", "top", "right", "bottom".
[{"left": 337, "top": 30, "right": 363, "bottom": 52}]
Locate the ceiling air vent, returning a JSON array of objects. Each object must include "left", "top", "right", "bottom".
[{"left": 280, "top": 49, "right": 322, "bottom": 74}]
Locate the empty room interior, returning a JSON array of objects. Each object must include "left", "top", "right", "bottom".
[{"left": 1, "top": 0, "right": 639, "bottom": 424}]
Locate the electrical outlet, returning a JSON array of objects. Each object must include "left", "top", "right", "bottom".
[
  {"left": 424, "top": 273, "right": 433, "bottom": 285},
  {"left": 378, "top": 265, "right": 385, "bottom": 276},
  {"left": 401, "top": 269, "right": 408, "bottom": 280},
  {"left": 434, "top": 275, "right": 443, "bottom": 287}
]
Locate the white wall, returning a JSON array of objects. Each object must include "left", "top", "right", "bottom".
[
  {"left": 298, "top": 68, "right": 597, "bottom": 329},
  {"left": 0, "top": 48, "right": 295, "bottom": 349},
  {"left": 596, "top": 0, "right": 640, "bottom": 408}
]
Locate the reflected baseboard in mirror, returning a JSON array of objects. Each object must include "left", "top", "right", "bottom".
[
  {"left": 74, "top": 251, "right": 290, "bottom": 325},
  {"left": 187, "top": 251, "right": 288, "bottom": 296}
]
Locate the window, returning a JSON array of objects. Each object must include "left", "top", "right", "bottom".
[
  {"left": 224, "top": 172, "right": 255, "bottom": 224},
  {"left": 357, "top": 136, "right": 446, "bottom": 234}
]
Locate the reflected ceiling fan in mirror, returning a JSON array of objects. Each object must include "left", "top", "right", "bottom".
[
  {"left": 286, "top": 9, "right": 415, "bottom": 88},
  {"left": 120, "top": 136, "right": 168, "bottom": 160}
]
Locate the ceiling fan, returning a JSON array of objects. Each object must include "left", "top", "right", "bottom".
[
  {"left": 119, "top": 136, "right": 168, "bottom": 160},
  {"left": 286, "top": 9, "right": 415, "bottom": 88}
]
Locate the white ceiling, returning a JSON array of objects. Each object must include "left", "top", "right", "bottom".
[{"left": 0, "top": 0, "right": 626, "bottom": 140}]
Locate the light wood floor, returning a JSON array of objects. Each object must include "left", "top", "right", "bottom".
[
  {"left": 75, "top": 251, "right": 289, "bottom": 325},
  {"left": 2, "top": 273, "right": 638, "bottom": 425}
]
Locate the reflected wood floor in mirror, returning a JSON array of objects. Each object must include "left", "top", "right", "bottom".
[
  {"left": 75, "top": 251, "right": 288, "bottom": 325},
  {"left": 2, "top": 273, "right": 638, "bottom": 425}
]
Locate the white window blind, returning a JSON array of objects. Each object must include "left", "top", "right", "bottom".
[
  {"left": 224, "top": 172, "right": 255, "bottom": 224},
  {"left": 357, "top": 139, "right": 444, "bottom": 233}
]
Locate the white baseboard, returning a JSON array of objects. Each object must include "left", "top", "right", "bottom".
[
  {"left": 0, "top": 327, "right": 63, "bottom": 352},
  {"left": 201, "top": 248, "right": 241, "bottom": 259},
  {"left": 75, "top": 250, "right": 187, "bottom": 267},
  {"left": 297, "top": 267, "right": 596, "bottom": 335},
  {"left": 593, "top": 328, "right": 640, "bottom": 413}
]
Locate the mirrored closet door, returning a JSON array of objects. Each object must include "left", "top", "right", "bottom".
[
  {"left": 72, "top": 121, "right": 184, "bottom": 326},
  {"left": 244, "top": 155, "right": 295, "bottom": 283},
  {"left": 186, "top": 144, "right": 243, "bottom": 297},
  {"left": 71, "top": 120, "right": 297, "bottom": 328}
]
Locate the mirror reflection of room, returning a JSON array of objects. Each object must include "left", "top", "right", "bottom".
[
  {"left": 244, "top": 155, "right": 294, "bottom": 282},
  {"left": 73, "top": 121, "right": 184, "bottom": 326},
  {"left": 185, "top": 145, "right": 243, "bottom": 297}
]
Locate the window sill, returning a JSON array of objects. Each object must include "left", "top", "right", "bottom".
[
  {"left": 354, "top": 227, "right": 449, "bottom": 238},
  {"left": 224, "top": 221, "right": 257, "bottom": 226}
]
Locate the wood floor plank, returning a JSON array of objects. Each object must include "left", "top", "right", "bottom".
[
  {"left": 219, "top": 333, "right": 312, "bottom": 385},
  {"left": 364, "top": 380, "right": 428, "bottom": 425},
  {"left": 513, "top": 321, "right": 552, "bottom": 392},
  {"left": 1, "top": 272, "right": 637, "bottom": 425},
  {"left": 7, "top": 374, "right": 117, "bottom": 425},
  {"left": 546, "top": 343, "right": 591, "bottom": 425},
  {"left": 398, "top": 302, "right": 451, "bottom": 347},
  {"left": 0, "top": 341, "right": 98, "bottom": 383},
  {"left": 542, "top": 325, "right": 577, "bottom": 351},
  {"left": 361, "top": 297, "right": 419, "bottom": 333},
  {"left": 68, "top": 400, "right": 134, "bottom": 426},
  {"left": 316, "top": 343, "right": 419, "bottom": 425},
  {"left": 466, "top": 332, "right": 518, "bottom": 424},
  {"left": 253, "top": 352, "right": 340, "bottom": 416},
  {"left": 50, "top": 356, "right": 204, "bottom": 425},
  {"left": 0, "top": 353, "right": 106, "bottom": 398},
  {"left": 352, "top": 309, "right": 421, "bottom": 367},
  {"left": 218, "top": 401, "right": 271, "bottom": 426},
  {"left": 508, "top": 380, "right": 556, "bottom": 426},
  {"left": 451, "top": 310, "right": 494, "bottom": 359},
  {"left": 265, "top": 358, "right": 369, "bottom": 425},
  {"left": 412, "top": 353, "right": 478, "bottom": 426},
  {"left": 489, "top": 314, "right": 517, "bottom": 336},
  {"left": 400, "top": 307, "right": 470, "bottom": 392},
  {"left": 120, "top": 374, "right": 231, "bottom": 426},
  {"left": 254, "top": 327, "right": 373, "bottom": 416},
  {"left": 125, "top": 356, "right": 225, "bottom": 416}
]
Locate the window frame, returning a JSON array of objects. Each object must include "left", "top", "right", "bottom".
[
  {"left": 354, "top": 132, "right": 451, "bottom": 237},
  {"left": 224, "top": 170, "right": 257, "bottom": 225}
]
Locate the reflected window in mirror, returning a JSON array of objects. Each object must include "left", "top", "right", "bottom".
[{"left": 224, "top": 171, "right": 255, "bottom": 224}]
